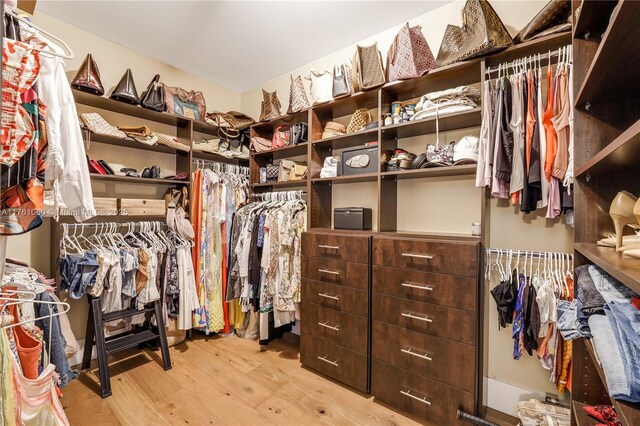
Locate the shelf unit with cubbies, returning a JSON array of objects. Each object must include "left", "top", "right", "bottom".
[
  {"left": 571, "top": 0, "right": 640, "bottom": 424},
  {"left": 248, "top": 32, "right": 572, "bottom": 239}
]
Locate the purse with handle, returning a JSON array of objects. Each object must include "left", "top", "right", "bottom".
[
  {"left": 164, "top": 86, "right": 207, "bottom": 121},
  {"left": 387, "top": 23, "right": 436, "bottom": 82},
  {"left": 110, "top": 69, "right": 140, "bottom": 104},
  {"left": 290, "top": 122, "right": 308, "bottom": 145},
  {"left": 71, "top": 53, "right": 105, "bottom": 95},
  {"left": 353, "top": 43, "right": 386, "bottom": 90},
  {"left": 435, "top": 0, "right": 513, "bottom": 67},
  {"left": 332, "top": 64, "right": 350, "bottom": 99},
  {"left": 259, "top": 89, "right": 282, "bottom": 121},
  {"left": 346, "top": 108, "right": 371, "bottom": 134},
  {"left": 250, "top": 136, "right": 272, "bottom": 153},
  {"left": 140, "top": 74, "right": 165, "bottom": 112},
  {"left": 514, "top": 0, "right": 571, "bottom": 43},
  {"left": 287, "top": 75, "right": 311, "bottom": 114},
  {"left": 272, "top": 125, "right": 291, "bottom": 149},
  {"left": 306, "top": 69, "right": 334, "bottom": 105}
]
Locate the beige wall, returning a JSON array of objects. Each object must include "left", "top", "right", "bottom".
[
  {"left": 6, "top": 11, "right": 242, "bottom": 339},
  {"left": 240, "top": 0, "right": 573, "bottom": 402}
]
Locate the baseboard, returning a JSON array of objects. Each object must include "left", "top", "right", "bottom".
[{"left": 485, "top": 377, "right": 545, "bottom": 418}]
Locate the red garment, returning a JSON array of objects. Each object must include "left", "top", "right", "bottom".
[
  {"left": 8, "top": 304, "right": 42, "bottom": 380},
  {"left": 542, "top": 66, "right": 557, "bottom": 181}
]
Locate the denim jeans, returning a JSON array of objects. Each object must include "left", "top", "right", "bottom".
[
  {"left": 589, "top": 265, "right": 638, "bottom": 304},
  {"left": 605, "top": 303, "right": 640, "bottom": 402},
  {"left": 557, "top": 297, "right": 591, "bottom": 340},
  {"left": 589, "top": 314, "right": 631, "bottom": 401},
  {"left": 35, "top": 291, "right": 79, "bottom": 387},
  {"left": 59, "top": 251, "right": 99, "bottom": 299}
]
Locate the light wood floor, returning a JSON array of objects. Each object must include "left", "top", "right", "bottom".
[{"left": 62, "top": 333, "right": 426, "bottom": 426}]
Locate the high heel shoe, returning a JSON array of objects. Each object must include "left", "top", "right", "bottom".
[
  {"left": 621, "top": 198, "right": 640, "bottom": 259},
  {"left": 609, "top": 191, "right": 639, "bottom": 252}
]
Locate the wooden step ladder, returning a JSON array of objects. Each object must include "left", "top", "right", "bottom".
[{"left": 81, "top": 296, "right": 172, "bottom": 398}]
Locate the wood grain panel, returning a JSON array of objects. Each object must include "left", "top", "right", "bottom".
[
  {"left": 301, "top": 302, "right": 368, "bottom": 355},
  {"left": 302, "top": 232, "right": 370, "bottom": 263},
  {"left": 301, "top": 279, "right": 368, "bottom": 318},
  {"left": 302, "top": 256, "right": 369, "bottom": 290}
]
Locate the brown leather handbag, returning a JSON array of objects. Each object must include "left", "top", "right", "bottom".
[
  {"left": 110, "top": 69, "right": 140, "bottom": 104},
  {"left": 435, "top": 0, "right": 513, "bottom": 67},
  {"left": 387, "top": 23, "right": 436, "bottom": 81},
  {"left": 287, "top": 75, "right": 310, "bottom": 114},
  {"left": 140, "top": 74, "right": 165, "bottom": 112},
  {"left": 514, "top": 0, "right": 571, "bottom": 43},
  {"left": 353, "top": 43, "right": 386, "bottom": 90},
  {"left": 164, "top": 86, "right": 207, "bottom": 121},
  {"left": 259, "top": 89, "right": 282, "bottom": 122},
  {"left": 71, "top": 53, "right": 105, "bottom": 95}
]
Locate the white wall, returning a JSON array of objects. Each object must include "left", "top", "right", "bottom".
[{"left": 240, "top": 0, "right": 573, "bottom": 411}]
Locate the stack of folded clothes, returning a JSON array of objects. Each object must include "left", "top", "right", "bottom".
[
  {"left": 193, "top": 138, "right": 249, "bottom": 159},
  {"left": 411, "top": 85, "right": 481, "bottom": 122}
]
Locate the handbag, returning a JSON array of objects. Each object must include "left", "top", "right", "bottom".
[
  {"left": 387, "top": 23, "right": 436, "bottom": 82},
  {"left": 435, "top": 0, "right": 513, "bottom": 67},
  {"left": 287, "top": 75, "right": 310, "bottom": 114},
  {"left": 347, "top": 108, "right": 371, "bottom": 134},
  {"left": 332, "top": 64, "right": 350, "bottom": 99},
  {"left": 164, "top": 86, "right": 206, "bottom": 121},
  {"left": 259, "top": 89, "right": 282, "bottom": 122},
  {"left": 272, "top": 125, "right": 291, "bottom": 149},
  {"left": 514, "top": 0, "right": 571, "bottom": 43},
  {"left": 110, "top": 69, "right": 140, "bottom": 105},
  {"left": 290, "top": 164, "right": 307, "bottom": 181},
  {"left": 306, "top": 69, "right": 334, "bottom": 105},
  {"left": 140, "top": 74, "right": 165, "bottom": 112},
  {"left": 353, "top": 43, "right": 386, "bottom": 90},
  {"left": 291, "top": 122, "right": 308, "bottom": 145},
  {"left": 71, "top": 53, "right": 105, "bottom": 95},
  {"left": 278, "top": 159, "right": 296, "bottom": 182},
  {"left": 266, "top": 164, "right": 279, "bottom": 182},
  {"left": 250, "top": 136, "right": 272, "bottom": 153}
]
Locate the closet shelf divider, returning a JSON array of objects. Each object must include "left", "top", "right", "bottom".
[
  {"left": 572, "top": 0, "right": 618, "bottom": 40},
  {"left": 90, "top": 174, "right": 189, "bottom": 186},
  {"left": 574, "top": 243, "right": 640, "bottom": 296},
  {"left": 311, "top": 173, "right": 378, "bottom": 185},
  {"left": 380, "top": 108, "right": 482, "bottom": 140},
  {"left": 380, "top": 164, "right": 476, "bottom": 180},
  {"left": 311, "top": 128, "right": 378, "bottom": 150},
  {"left": 85, "top": 131, "right": 179, "bottom": 154},
  {"left": 250, "top": 142, "right": 308, "bottom": 158}
]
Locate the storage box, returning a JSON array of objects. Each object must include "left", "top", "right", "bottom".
[
  {"left": 341, "top": 145, "right": 378, "bottom": 176},
  {"left": 94, "top": 197, "right": 119, "bottom": 216},
  {"left": 118, "top": 199, "right": 166, "bottom": 216},
  {"left": 334, "top": 207, "right": 372, "bottom": 230}
]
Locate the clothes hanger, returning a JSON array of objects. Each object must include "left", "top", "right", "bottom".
[
  {"left": 4, "top": 6, "right": 74, "bottom": 59},
  {"left": 1, "top": 297, "right": 71, "bottom": 330}
]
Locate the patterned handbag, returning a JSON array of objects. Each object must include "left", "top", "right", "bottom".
[
  {"left": 435, "top": 0, "right": 513, "bottom": 67},
  {"left": 353, "top": 43, "right": 386, "bottom": 90},
  {"left": 278, "top": 159, "right": 296, "bottom": 182},
  {"left": 290, "top": 164, "right": 307, "bottom": 181},
  {"left": 259, "top": 89, "right": 282, "bottom": 122},
  {"left": 272, "top": 125, "right": 291, "bottom": 149},
  {"left": 164, "top": 86, "right": 207, "bottom": 121},
  {"left": 266, "top": 164, "right": 279, "bottom": 182},
  {"left": 514, "top": 0, "right": 571, "bottom": 43},
  {"left": 287, "top": 75, "right": 310, "bottom": 114},
  {"left": 346, "top": 108, "right": 372, "bottom": 134},
  {"left": 387, "top": 23, "right": 436, "bottom": 82}
]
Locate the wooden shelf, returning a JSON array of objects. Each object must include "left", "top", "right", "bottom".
[
  {"left": 572, "top": 401, "right": 599, "bottom": 426},
  {"left": 250, "top": 143, "right": 308, "bottom": 159},
  {"left": 381, "top": 108, "right": 481, "bottom": 140},
  {"left": 192, "top": 150, "right": 248, "bottom": 165},
  {"left": 575, "top": 1, "right": 640, "bottom": 108},
  {"left": 74, "top": 89, "right": 191, "bottom": 127},
  {"left": 311, "top": 173, "right": 378, "bottom": 185},
  {"left": 381, "top": 164, "right": 476, "bottom": 180},
  {"left": 191, "top": 120, "right": 224, "bottom": 137},
  {"left": 251, "top": 180, "right": 307, "bottom": 189},
  {"left": 90, "top": 173, "right": 188, "bottom": 186},
  {"left": 251, "top": 109, "right": 309, "bottom": 132},
  {"left": 85, "top": 131, "right": 178, "bottom": 154},
  {"left": 574, "top": 243, "right": 640, "bottom": 295},
  {"left": 583, "top": 339, "right": 640, "bottom": 426},
  {"left": 485, "top": 32, "right": 572, "bottom": 67},
  {"left": 575, "top": 117, "right": 640, "bottom": 177},
  {"left": 312, "top": 90, "right": 379, "bottom": 118},
  {"left": 312, "top": 128, "right": 378, "bottom": 150},
  {"left": 573, "top": 0, "right": 618, "bottom": 40}
]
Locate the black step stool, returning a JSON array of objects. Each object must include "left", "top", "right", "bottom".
[{"left": 81, "top": 296, "right": 172, "bottom": 398}]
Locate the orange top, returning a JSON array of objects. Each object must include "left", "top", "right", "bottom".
[
  {"left": 542, "top": 67, "right": 557, "bottom": 181},
  {"left": 525, "top": 69, "right": 536, "bottom": 172}
]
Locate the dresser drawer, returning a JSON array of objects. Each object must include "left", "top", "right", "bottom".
[
  {"left": 373, "top": 237, "right": 478, "bottom": 277},
  {"left": 301, "top": 279, "right": 368, "bottom": 318},
  {"left": 372, "top": 295, "right": 476, "bottom": 346},
  {"left": 302, "top": 256, "right": 368, "bottom": 290},
  {"left": 373, "top": 265, "right": 477, "bottom": 311},
  {"left": 301, "top": 302, "right": 368, "bottom": 354},
  {"left": 302, "top": 232, "right": 370, "bottom": 263},
  {"left": 372, "top": 321, "right": 475, "bottom": 393},
  {"left": 371, "top": 359, "right": 474, "bottom": 425},
  {"left": 300, "top": 334, "right": 368, "bottom": 393}
]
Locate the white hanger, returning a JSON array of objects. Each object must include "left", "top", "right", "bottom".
[{"left": 4, "top": 6, "right": 74, "bottom": 59}]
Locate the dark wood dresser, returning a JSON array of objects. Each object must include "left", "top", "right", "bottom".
[{"left": 300, "top": 230, "right": 372, "bottom": 393}]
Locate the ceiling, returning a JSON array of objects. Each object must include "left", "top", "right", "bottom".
[{"left": 37, "top": 1, "right": 450, "bottom": 92}]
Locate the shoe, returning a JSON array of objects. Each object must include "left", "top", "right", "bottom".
[
  {"left": 609, "top": 191, "right": 639, "bottom": 251},
  {"left": 598, "top": 235, "right": 640, "bottom": 248}
]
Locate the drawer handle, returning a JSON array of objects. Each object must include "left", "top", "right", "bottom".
[
  {"left": 318, "top": 321, "right": 340, "bottom": 332},
  {"left": 401, "top": 282, "right": 434, "bottom": 291},
  {"left": 317, "top": 355, "right": 339, "bottom": 367},
  {"left": 401, "top": 347, "right": 432, "bottom": 361},
  {"left": 401, "top": 252, "right": 434, "bottom": 260},
  {"left": 318, "top": 269, "right": 340, "bottom": 276},
  {"left": 401, "top": 312, "right": 433, "bottom": 323},
  {"left": 318, "top": 292, "right": 340, "bottom": 301},
  {"left": 319, "top": 245, "right": 340, "bottom": 250},
  {"left": 400, "top": 389, "right": 432, "bottom": 406}
]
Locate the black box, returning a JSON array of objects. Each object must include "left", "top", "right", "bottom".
[
  {"left": 341, "top": 146, "right": 378, "bottom": 176},
  {"left": 334, "top": 207, "right": 372, "bottom": 230}
]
